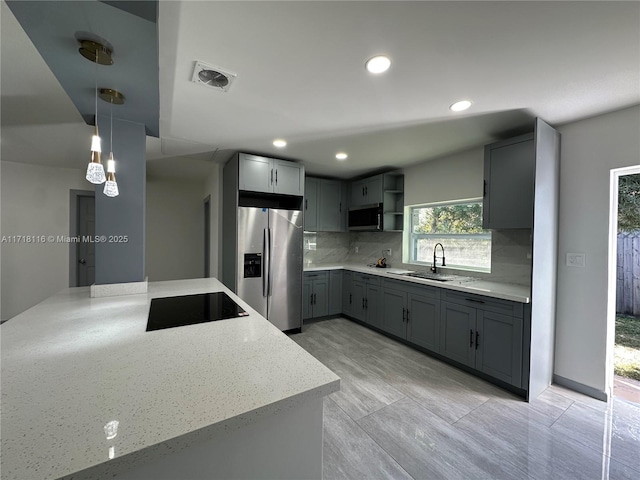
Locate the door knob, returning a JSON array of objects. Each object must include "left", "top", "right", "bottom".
[{"left": 79, "top": 259, "right": 86, "bottom": 264}]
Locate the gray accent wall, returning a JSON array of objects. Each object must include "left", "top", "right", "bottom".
[{"left": 94, "top": 117, "right": 146, "bottom": 285}]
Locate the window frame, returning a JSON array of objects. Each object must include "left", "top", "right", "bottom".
[{"left": 407, "top": 198, "right": 492, "bottom": 273}]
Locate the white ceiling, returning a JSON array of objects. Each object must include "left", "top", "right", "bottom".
[{"left": 2, "top": 1, "right": 639, "bottom": 180}]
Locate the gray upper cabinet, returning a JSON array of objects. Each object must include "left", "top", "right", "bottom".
[
  {"left": 304, "top": 177, "right": 346, "bottom": 232},
  {"left": 482, "top": 133, "right": 535, "bottom": 229},
  {"left": 238, "top": 153, "right": 272, "bottom": 193},
  {"left": 319, "top": 181, "right": 345, "bottom": 231},
  {"left": 238, "top": 153, "right": 304, "bottom": 196},
  {"left": 350, "top": 174, "right": 383, "bottom": 207},
  {"left": 304, "top": 178, "right": 319, "bottom": 231},
  {"left": 273, "top": 159, "right": 304, "bottom": 195}
]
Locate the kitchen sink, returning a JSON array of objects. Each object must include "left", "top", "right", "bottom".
[
  {"left": 400, "top": 272, "right": 475, "bottom": 283},
  {"left": 402, "top": 272, "right": 455, "bottom": 281}
]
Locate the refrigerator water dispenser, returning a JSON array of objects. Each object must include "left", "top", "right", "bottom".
[{"left": 244, "top": 253, "right": 262, "bottom": 278}]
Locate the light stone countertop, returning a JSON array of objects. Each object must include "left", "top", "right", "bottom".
[
  {"left": 0, "top": 278, "right": 340, "bottom": 480},
  {"left": 305, "top": 263, "right": 531, "bottom": 303}
]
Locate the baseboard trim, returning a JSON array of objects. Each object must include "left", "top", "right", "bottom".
[{"left": 552, "top": 374, "right": 608, "bottom": 402}]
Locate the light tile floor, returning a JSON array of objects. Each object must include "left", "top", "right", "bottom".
[{"left": 291, "top": 317, "right": 640, "bottom": 480}]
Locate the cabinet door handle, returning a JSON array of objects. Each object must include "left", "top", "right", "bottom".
[
  {"left": 406, "top": 309, "right": 409, "bottom": 323},
  {"left": 470, "top": 329, "right": 474, "bottom": 348},
  {"left": 305, "top": 199, "right": 308, "bottom": 210},
  {"left": 365, "top": 186, "right": 368, "bottom": 195},
  {"left": 275, "top": 169, "right": 278, "bottom": 185},
  {"left": 362, "top": 186, "right": 365, "bottom": 197},
  {"left": 365, "top": 298, "right": 368, "bottom": 309},
  {"left": 476, "top": 331, "right": 480, "bottom": 350},
  {"left": 270, "top": 169, "right": 274, "bottom": 185},
  {"left": 362, "top": 298, "right": 365, "bottom": 309},
  {"left": 310, "top": 293, "right": 314, "bottom": 305},
  {"left": 402, "top": 307, "right": 406, "bottom": 323},
  {"left": 483, "top": 180, "right": 487, "bottom": 197},
  {"left": 349, "top": 293, "right": 352, "bottom": 305},
  {"left": 339, "top": 201, "right": 342, "bottom": 213}
]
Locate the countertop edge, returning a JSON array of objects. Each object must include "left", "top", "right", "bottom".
[
  {"left": 304, "top": 264, "right": 531, "bottom": 303},
  {"left": 60, "top": 379, "right": 340, "bottom": 480}
]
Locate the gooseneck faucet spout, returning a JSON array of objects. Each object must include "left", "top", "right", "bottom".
[{"left": 431, "top": 243, "right": 446, "bottom": 274}]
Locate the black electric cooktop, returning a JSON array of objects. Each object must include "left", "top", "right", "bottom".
[{"left": 146, "top": 292, "right": 248, "bottom": 332}]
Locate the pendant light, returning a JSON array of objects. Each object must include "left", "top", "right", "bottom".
[
  {"left": 103, "top": 98, "right": 119, "bottom": 197},
  {"left": 85, "top": 46, "right": 106, "bottom": 184}
]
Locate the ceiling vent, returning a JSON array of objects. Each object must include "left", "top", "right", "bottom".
[{"left": 191, "top": 61, "right": 236, "bottom": 92}]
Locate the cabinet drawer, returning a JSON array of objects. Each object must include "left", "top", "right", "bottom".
[
  {"left": 383, "top": 278, "right": 440, "bottom": 300},
  {"left": 304, "top": 271, "right": 329, "bottom": 281},
  {"left": 352, "top": 273, "right": 381, "bottom": 285},
  {"left": 442, "top": 290, "right": 523, "bottom": 318}
]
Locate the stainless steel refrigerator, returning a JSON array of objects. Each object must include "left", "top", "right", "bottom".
[{"left": 234, "top": 206, "right": 303, "bottom": 331}]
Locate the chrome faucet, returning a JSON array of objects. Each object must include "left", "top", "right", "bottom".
[{"left": 431, "top": 243, "right": 446, "bottom": 273}]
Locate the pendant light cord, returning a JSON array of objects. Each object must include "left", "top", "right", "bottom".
[
  {"left": 94, "top": 48, "right": 99, "bottom": 131},
  {"left": 110, "top": 101, "right": 113, "bottom": 152}
]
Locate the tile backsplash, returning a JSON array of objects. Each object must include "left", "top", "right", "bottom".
[{"left": 304, "top": 229, "right": 532, "bottom": 286}]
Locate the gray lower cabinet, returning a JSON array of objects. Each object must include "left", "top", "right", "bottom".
[
  {"left": 342, "top": 271, "right": 353, "bottom": 316},
  {"left": 303, "top": 272, "right": 328, "bottom": 320},
  {"left": 382, "top": 280, "right": 441, "bottom": 352},
  {"left": 440, "top": 291, "right": 523, "bottom": 387},
  {"left": 351, "top": 273, "right": 382, "bottom": 327},
  {"left": 329, "top": 270, "right": 343, "bottom": 315}
]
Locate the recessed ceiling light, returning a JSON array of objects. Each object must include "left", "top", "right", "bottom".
[
  {"left": 336, "top": 152, "right": 348, "bottom": 160},
  {"left": 450, "top": 100, "right": 472, "bottom": 112},
  {"left": 273, "top": 139, "right": 287, "bottom": 148},
  {"left": 365, "top": 55, "right": 391, "bottom": 74}
]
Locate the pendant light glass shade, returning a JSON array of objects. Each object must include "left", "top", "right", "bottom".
[
  {"left": 86, "top": 124, "right": 105, "bottom": 185},
  {"left": 103, "top": 152, "right": 119, "bottom": 197},
  {"left": 103, "top": 177, "right": 119, "bottom": 197},
  {"left": 86, "top": 133, "right": 106, "bottom": 184}
]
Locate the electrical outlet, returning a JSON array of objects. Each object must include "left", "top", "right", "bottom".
[
  {"left": 382, "top": 248, "right": 392, "bottom": 256},
  {"left": 566, "top": 253, "right": 586, "bottom": 267},
  {"left": 354, "top": 246, "right": 359, "bottom": 253}
]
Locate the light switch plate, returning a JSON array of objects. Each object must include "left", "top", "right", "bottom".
[{"left": 566, "top": 253, "right": 586, "bottom": 267}]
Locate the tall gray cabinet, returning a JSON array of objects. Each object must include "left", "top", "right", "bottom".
[{"left": 480, "top": 118, "right": 560, "bottom": 399}]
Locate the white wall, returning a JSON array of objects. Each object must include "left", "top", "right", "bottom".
[
  {"left": 145, "top": 177, "right": 206, "bottom": 281},
  {"left": 1, "top": 161, "right": 87, "bottom": 321},
  {"left": 555, "top": 105, "right": 640, "bottom": 394},
  {"left": 202, "top": 164, "right": 223, "bottom": 278},
  {"left": 403, "top": 148, "right": 483, "bottom": 206}
]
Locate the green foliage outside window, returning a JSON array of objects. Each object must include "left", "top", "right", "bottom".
[
  {"left": 410, "top": 200, "right": 491, "bottom": 271},
  {"left": 618, "top": 174, "right": 640, "bottom": 232}
]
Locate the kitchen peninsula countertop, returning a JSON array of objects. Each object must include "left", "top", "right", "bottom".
[
  {"left": 305, "top": 263, "right": 530, "bottom": 303},
  {"left": 0, "top": 278, "right": 340, "bottom": 480}
]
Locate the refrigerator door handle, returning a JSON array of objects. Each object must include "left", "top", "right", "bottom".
[
  {"left": 262, "top": 228, "right": 269, "bottom": 297},
  {"left": 267, "top": 228, "right": 273, "bottom": 296}
]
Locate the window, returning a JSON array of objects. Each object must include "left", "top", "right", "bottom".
[{"left": 408, "top": 199, "right": 491, "bottom": 272}]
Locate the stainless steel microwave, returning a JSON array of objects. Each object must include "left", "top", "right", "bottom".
[{"left": 348, "top": 203, "right": 383, "bottom": 231}]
